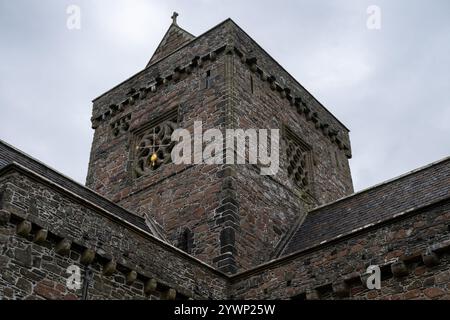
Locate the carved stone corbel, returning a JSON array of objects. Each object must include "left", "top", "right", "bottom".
[
  {"left": 126, "top": 270, "right": 138, "bottom": 285},
  {"left": 16, "top": 220, "right": 32, "bottom": 237},
  {"left": 144, "top": 278, "right": 158, "bottom": 295},
  {"left": 391, "top": 260, "right": 408, "bottom": 278},
  {"left": 162, "top": 288, "right": 177, "bottom": 300},
  {"left": 55, "top": 239, "right": 72, "bottom": 256},
  {"left": 80, "top": 248, "right": 96, "bottom": 265},
  {"left": 103, "top": 260, "right": 117, "bottom": 276},
  {"left": 33, "top": 229, "right": 48, "bottom": 244}
]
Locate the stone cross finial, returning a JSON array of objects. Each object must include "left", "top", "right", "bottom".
[{"left": 171, "top": 12, "right": 179, "bottom": 25}]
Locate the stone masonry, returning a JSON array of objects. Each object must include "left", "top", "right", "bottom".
[
  {"left": 0, "top": 16, "right": 449, "bottom": 300},
  {"left": 86, "top": 18, "right": 353, "bottom": 273}
]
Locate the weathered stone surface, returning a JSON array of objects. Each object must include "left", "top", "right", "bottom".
[
  {"left": 332, "top": 281, "right": 350, "bottom": 298},
  {"left": 55, "top": 239, "right": 71, "bottom": 256},
  {"left": 80, "top": 248, "right": 95, "bottom": 265},
  {"left": 15, "top": 246, "right": 32, "bottom": 267},
  {"left": 144, "top": 279, "right": 157, "bottom": 295},
  {"left": 0, "top": 209, "right": 10, "bottom": 225},
  {"left": 16, "top": 278, "right": 32, "bottom": 294},
  {"left": 162, "top": 288, "right": 177, "bottom": 300},
  {"left": 33, "top": 229, "right": 48, "bottom": 244},
  {"left": 391, "top": 261, "right": 409, "bottom": 278},
  {"left": 0, "top": 170, "right": 228, "bottom": 300},
  {"left": 422, "top": 252, "right": 440, "bottom": 267},
  {"left": 34, "top": 280, "right": 63, "bottom": 300},
  {"left": 305, "top": 289, "right": 320, "bottom": 300},
  {"left": 16, "top": 220, "right": 31, "bottom": 237},
  {"left": 126, "top": 270, "right": 137, "bottom": 285},
  {"left": 424, "top": 287, "right": 445, "bottom": 299},
  {"left": 103, "top": 260, "right": 117, "bottom": 276}
]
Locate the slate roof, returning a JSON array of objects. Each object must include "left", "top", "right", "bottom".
[
  {"left": 0, "top": 158, "right": 8, "bottom": 169},
  {"left": 282, "top": 156, "right": 450, "bottom": 255},
  {"left": 0, "top": 139, "right": 158, "bottom": 236}
]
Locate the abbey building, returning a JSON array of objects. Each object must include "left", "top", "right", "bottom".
[{"left": 0, "top": 16, "right": 449, "bottom": 300}]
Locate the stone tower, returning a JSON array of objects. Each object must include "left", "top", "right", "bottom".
[{"left": 86, "top": 16, "right": 353, "bottom": 273}]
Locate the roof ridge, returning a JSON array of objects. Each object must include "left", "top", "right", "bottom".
[
  {"left": 0, "top": 138, "right": 168, "bottom": 241},
  {"left": 232, "top": 195, "right": 450, "bottom": 280},
  {"left": 146, "top": 22, "right": 196, "bottom": 66},
  {"left": 0, "top": 163, "right": 227, "bottom": 278},
  {"left": 224, "top": 18, "right": 351, "bottom": 132},
  {"left": 279, "top": 155, "right": 450, "bottom": 256},
  {"left": 309, "top": 155, "right": 450, "bottom": 214},
  {"left": 0, "top": 138, "right": 81, "bottom": 184},
  {"left": 144, "top": 18, "right": 232, "bottom": 69},
  {"left": 92, "top": 18, "right": 233, "bottom": 102}
]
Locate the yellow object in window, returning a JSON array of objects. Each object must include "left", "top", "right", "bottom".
[{"left": 150, "top": 153, "right": 158, "bottom": 167}]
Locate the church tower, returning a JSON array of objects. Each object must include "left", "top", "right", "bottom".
[{"left": 86, "top": 15, "right": 353, "bottom": 273}]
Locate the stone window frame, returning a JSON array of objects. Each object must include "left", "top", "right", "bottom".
[
  {"left": 177, "top": 227, "right": 194, "bottom": 254},
  {"left": 130, "top": 106, "right": 180, "bottom": 179},
  {"left": 204, "top": 70, "right": 212, "bottom": 89},
  {"left": 282, "top": 125, "right": 315, "bottom": 198}
]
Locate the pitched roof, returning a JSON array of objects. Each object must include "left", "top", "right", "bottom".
[
  {"left": 146, "top": 22, "right": 195, "bottom": 66},
  {"left": 282, "top": 156, "right": 450, "bottom": 255},
  {"left": 0, "top": 139, "right": 166, "bottom": 240}
]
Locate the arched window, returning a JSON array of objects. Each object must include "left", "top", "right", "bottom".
[{"left": 178, "top": 228, "right": 193, "bottom": 254}]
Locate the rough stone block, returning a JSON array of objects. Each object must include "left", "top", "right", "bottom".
[
  {"left": 332, "top": 281, "right": 350, "bottom": 298},
  {"left": 305, "top": 289, "right": 320, "bottom": 300},
  {"left": 55, "top": 239, "right": 72, "bottom": 256},
  {"left": 103, "top": 260, "right": 117, "bottom": 276},
  {"left": 144, "top": 278, "right": 157, "bottom": 295},
  {"left": 162, "top": 288, "right": 177, "bottom": 300},
  {"left": 126, "top": 270, "right": 138, "bottom": 285},
  {"left": 422, "top": 251, "right": 440, "bottom": 267},
  {"left": 15, "top": 246, "right": 32, "bottom": 267},
  {"left": 33, "top": 229, "right": 48, "bottom": 244},
  {"left": 16, "top": 220, "right": 32, "bottom": 237},
  {"left": 80, "top": 248, "right": 96, "bottom": 265},
  {"left": 0, "top": 210, "right": 10, "bottom": 225},
  {"left": 391, "top": 260, "right": 409, "bottom": 278}
]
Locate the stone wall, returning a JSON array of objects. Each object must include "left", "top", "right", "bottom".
[
  {"left": 85, "top": 21, "right": 240, "bottom": 271},
  {"left": 218, "top": 25, "right": 355, "bottom": 269},
  {"left": 1, "top": 18, "right": 448, "bottom": 301},
  {"left": 0, "top": 166, "right": 228, "bottom": 300},
  {"left": 84, "top": 19, "right": 355, "bottom": 273},
  {"left": 230, "top": 24, "right": 354, "bottom": 204},
  {"left": 230, "top": 199, "right": 450, "bottom": 300},
  {"left": 1, "top": 164, "right": 449, "bottom": 300}
]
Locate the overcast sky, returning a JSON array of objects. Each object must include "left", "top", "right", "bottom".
[{"left": 0, "top": 0, "right": 449, "bottom": 191}]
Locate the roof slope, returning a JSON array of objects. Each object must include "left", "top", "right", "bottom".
[
  {"left": 147, "top": 22, "right": 195, "bottom": 66},
  {"left": 0, "top": 139, "right": 166, "bottom": 239},
  {"left": 283, "top": 156, "right": 450, "bottom": 255}
]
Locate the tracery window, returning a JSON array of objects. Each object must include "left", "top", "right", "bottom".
[
  {"left": 132, "top": 108, "right": 178, "bottom": 178},
  {"left": 283, "top": 126, "right": 313, "bottom": 193}
]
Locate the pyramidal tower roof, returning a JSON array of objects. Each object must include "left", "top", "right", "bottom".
[{"left": 146, "top": 12, "right": 195, "bottom": 66}]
